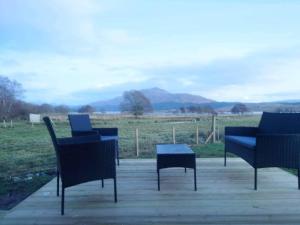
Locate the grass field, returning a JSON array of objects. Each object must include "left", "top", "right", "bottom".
[{"left": 0, "top": 114, "right": 261, "bottom": 209}]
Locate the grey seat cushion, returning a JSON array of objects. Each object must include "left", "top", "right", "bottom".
[{"left": 225, "top": 135, "right": 256, "bottom": 150}]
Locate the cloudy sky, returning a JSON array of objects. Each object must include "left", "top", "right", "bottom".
[{"left": 0, "top": 0, "right": 300, "bottom": 104}]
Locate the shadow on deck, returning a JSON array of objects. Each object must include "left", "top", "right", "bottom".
[{"left": 1, "top": 158, "right": 300, "bottom": 225}]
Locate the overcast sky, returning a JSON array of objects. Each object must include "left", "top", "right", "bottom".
[{"left": 0, "top": 0, "right": 300, "bottom": 104}]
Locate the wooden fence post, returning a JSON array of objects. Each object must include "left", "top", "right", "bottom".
[
  {"left": 10, "top": 120, "right": 13, "bottom": 128},
  {"left": 212, "top": 115, "right": 216, "bottom": 143},
  {"left": 135, "top": 128, "right": 139, "bottom": 157},
  {"left": 3, "top": 120, "right": 6, "bottom": 128},
  {"left": 172, "top": 126, "right": 176, "bottom": 144},
  {"left": 196, "top": 126, "right": 199, "bottom": 145}
]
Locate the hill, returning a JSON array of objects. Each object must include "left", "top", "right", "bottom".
[{"left": 90, "top": 87, "right": 214, "bottom": 111}]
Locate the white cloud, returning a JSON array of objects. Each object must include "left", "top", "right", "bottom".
[
  {"left": 101, "top": 29, "right": 141, "bottom": 45},
  {"left": 197, "top": 57, "right": 300, "bottom": 102},
  {"left": 1, "top": 0, "right": 300, "bottom": 104},
  {"left": 2, "top": 46, "right": 300, "bottom": 104},
  {"left": 0, "top": 0, "right": 104, "bottom": 53},
  {"left": 0, "top": 50, "right": 151, "bottom": 103}
]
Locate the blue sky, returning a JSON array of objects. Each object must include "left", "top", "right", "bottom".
[{"left": 0, "top": 0, "right": 300, "bottom": 104}]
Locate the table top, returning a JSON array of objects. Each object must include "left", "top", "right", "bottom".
[{"left": 156, "top": 144, "right": 194, "bottom": 155}]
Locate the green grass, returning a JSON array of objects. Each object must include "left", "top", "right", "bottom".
[
  {"left": 0, "top": 114, "right": 261, "bottom": 209},
  {"left": 193, "top": 143, "right": 224, "bottom": 157}
]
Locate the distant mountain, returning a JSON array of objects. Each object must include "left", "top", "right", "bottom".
[
  {"left": 90, "top": 87, "right": 214, "bottom": 111},
  {"left": 275, "top": 100, "right": 300, "bottom": 104},
  {"left": 140, "top": 87, "right": 213, "bottom": 104},
  {"left": 91, "top": 96, "right": 123, "bottom": 111},
  {"left": 89, "top": 87, "right": 300, "bottom": 112}
]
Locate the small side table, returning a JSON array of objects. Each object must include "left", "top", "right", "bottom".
[{"left": 156, "top": 144, "right": 197, "bottom": 191}]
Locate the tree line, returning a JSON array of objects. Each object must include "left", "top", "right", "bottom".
[
  {"left": 8, "top": 75, "right": 299, "bottom": 119},
  {"left": 0, "top": 75, "right": 155, "bottom": 119},
  {"left": 179, "top": 105, "right": 216, "bottom": 114},
  {"left": 0, "top": 75, "right": 252, "bottom": 119},
  {"left": 0, "top": 75, "right": 100, "bottom": 119}
]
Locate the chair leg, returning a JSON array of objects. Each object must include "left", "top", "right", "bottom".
[
  {"left": 254, "top": 168, "right": 257, "bottom": 190},
  {"left": 56, "top": 171, "right": 59, "bottom": 197},
  {"left": 185, "top": 168, "right": 187, "bottom": 173},
  {"left": 194, "top": 167, "right": 197, "bottom": 191},
  {"left": 224, "top": 150, "right": 227, "bottom": 167},
  {"left": 116, "top": 141, "right": 120, "bottom": 166},
  {"left": 157, "top": 169, "right": 160, "bottom": 191},
  {"left": 102, "top": 179, "right": 104, "bottom": 188},
  {"left": 61, "top": 187, "right": 65, "bottom": 215},
  {"left": 117, "top": 151, "right": 120, "bottom": 166},
  {"left": 114, "top": 177, "right": 117, "bottom": 203},
  {"left": 298, "top": 168, "right": 300, "bottom": 190}
]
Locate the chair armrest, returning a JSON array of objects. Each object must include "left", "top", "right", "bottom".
[
  {"left": 225, "top": 127, "right": 258, "bottom": 136},
  {"left": 71, "top": 130, "right": 99, "bottom": 137},
  {"left": 93, "top": 128, "right": 118, "bottom": 136},
  {"left": 58, "top": 137, "right": 115, "bottom": 159},
  {"left": 256, "top": 134, "right": 300, "bottom": 168},
  {"left": 57, "top": 135, "right": 100, "bottom": 145}
]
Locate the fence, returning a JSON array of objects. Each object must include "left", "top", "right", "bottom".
[
  {"left": 134, "top": 124, "right": 215, "bottom": 158},
  {"left": 0, "top": 114, "right": 261, "bottom": 180}
]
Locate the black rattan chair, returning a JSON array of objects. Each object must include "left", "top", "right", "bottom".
[
  {"left": 68, "top": 114, "right": 119, "bottom": 165},
  {"left": 43, "top": 116, "right": 117, "bottom": 215},
  {"left": 224, "top": 112, "right": 300, "bottom": 190}
]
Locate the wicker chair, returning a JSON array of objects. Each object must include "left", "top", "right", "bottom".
[
  {"left": 225, "top": 112, "right": 300, "bottom": 190},
  {"left": 43, "top": 116, "right": 117, "bottom": 215},
  {"left": 68, "top": 114, "right": 119, "bottom": 165}
]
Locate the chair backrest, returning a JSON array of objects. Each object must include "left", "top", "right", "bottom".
[
  {"left": 43, "top": 116, "right": 59, "bottom": 151},
  {"left": 43, "top": 116, "right": 63, "bottom": 172},
  {"left": 68, "top": 114, "right": 93, "bottom": 132},
  {"left": 258, "top": 112, "right": 300, "bottom": 134}
]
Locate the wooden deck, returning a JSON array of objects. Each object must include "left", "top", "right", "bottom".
[
  {"left": 0, "top": 211, "right": 6, "bottom": 220},
  {"left": 2, "top": 158, "right": 300, "bottom": 225}
]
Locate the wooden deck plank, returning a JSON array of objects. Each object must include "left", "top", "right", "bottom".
[
  {"left": 0, "top": 211, "right": 7, "bottom": 220},
  {"left": 1, "top": 158, "right": 300, "bottom": 225}
]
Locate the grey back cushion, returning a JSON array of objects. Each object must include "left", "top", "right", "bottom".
[{"left": 68, "top": 114, "right": 93, "bottom": 131}]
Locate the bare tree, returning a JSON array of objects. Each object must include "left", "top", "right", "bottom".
[
  {"left": 78, "top": 105, "right": 95, "bottom": 113},
  {"left": 231, "top": 103, "right": 249, "bottom": 114},
  {"left": 179, "top": 107, "right": 186, "bottom": 113},
  {"left": 54, "top": 105, "right": 70, "bottom": 114},
  {"left": 0, "top": 75, "right": 24, "bottom": 119},
  {"left": 39, "top": 103, "right": 54, "bottom": 113},
  {"left": 10, "top": 100, "right": 33, "bottom": 119},
  {"left": 120, "top": 90, "right": 153, "bottom": 118}
]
